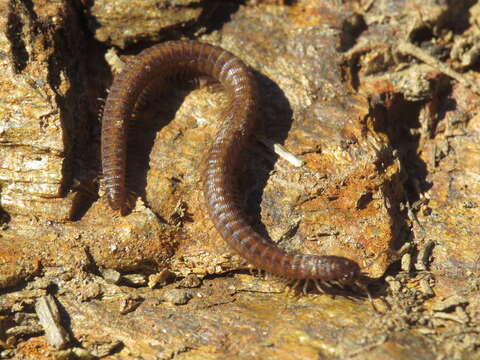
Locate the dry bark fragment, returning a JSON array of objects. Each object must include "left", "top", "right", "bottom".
[
  {"left": 2, "top": 1, "right": 480, "bottom": 359},
  {"left": 90, "top": 0, "right": 204, "bottom": 48},
  {"left": 34, "top": 295, "right": 70, "bottom": 349},
  {"left": 0, "top": 0, "right": 94, "bottom": 221}
]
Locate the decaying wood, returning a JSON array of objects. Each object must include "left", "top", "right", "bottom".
[{"left": 0, "top": 0, "right": 479, "bottom": 359}]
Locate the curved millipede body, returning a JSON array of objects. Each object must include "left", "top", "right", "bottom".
[{"left": 101, "top": 40, "right": 361, "bottom": 285}]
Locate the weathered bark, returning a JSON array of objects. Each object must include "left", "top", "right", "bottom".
[{"left": 0, "top": 0, "right": 479, "bottom": 359}]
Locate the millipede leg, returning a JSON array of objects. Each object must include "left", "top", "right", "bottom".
[
  {"left": 302, "top": 279, "right": 310, "bottom": 294},
  {"left": 313, "top": 280, "right": 325, "bottom": 294},
  {"left": 285, "top": 279, "right": 301, "bottom": 297},
  {"left": 355, "top": 280, "right": 374, "bottom": 309}
]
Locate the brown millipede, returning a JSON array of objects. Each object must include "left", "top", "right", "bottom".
[{"left": 101, "top": 40, "right": 362, "bottom": 291}]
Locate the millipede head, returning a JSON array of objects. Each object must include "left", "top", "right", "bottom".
[
  {"left": 339, "top": 263, "right": 361, "bottom": 284},
  {"left": 315, "top": 256, "right": 361, "bottom": 285}
]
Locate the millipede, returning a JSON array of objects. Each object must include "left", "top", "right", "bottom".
[{"left": 101, "top": 40, "right": 364, "bottom": 293}]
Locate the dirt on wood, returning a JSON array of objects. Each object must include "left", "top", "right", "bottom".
[{"left": 0, "top": 0, "right": 479, "bottom": 359}]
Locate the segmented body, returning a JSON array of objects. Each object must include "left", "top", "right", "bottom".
[{"left": 101, "top": 40, "right": 360, "bottom": 283}]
